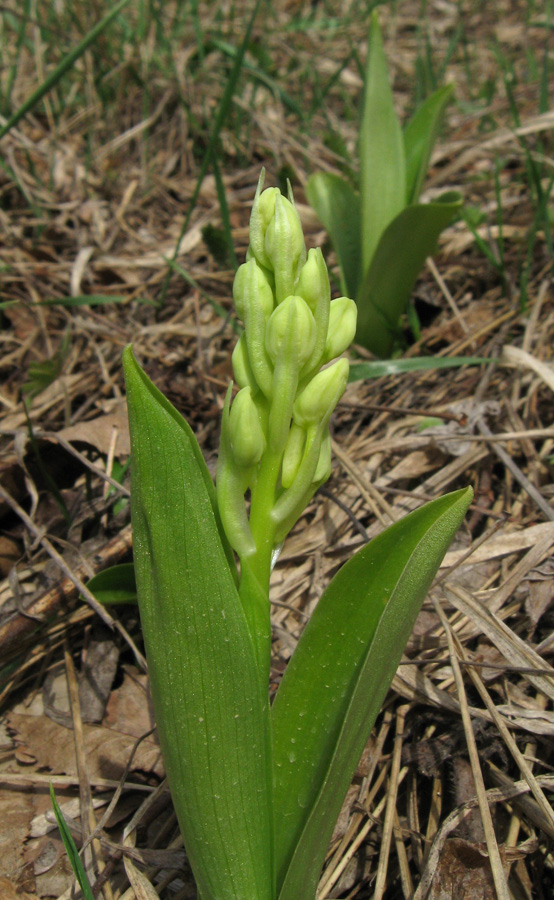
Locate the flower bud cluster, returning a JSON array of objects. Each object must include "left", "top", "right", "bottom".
[{"left": 217, "top": 171, "right": 357, "bottom": 567}]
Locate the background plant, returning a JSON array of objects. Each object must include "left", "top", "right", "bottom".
[{"left": 306, "top": 11, "right": 462, "bottom": 358}]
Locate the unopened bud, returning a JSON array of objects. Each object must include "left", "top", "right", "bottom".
[
  {"left": 313, "top": 431, "right": 331, "bottom": 483},
  {"left": 265, "top": 295, "right": 316, "bottom": 367},
  {"left": 281, "top": 423, "right": 306, "bottom": 489},
  {"left": 228, "top": 386, "right": 266, "bottom": 468},
  {"left": 323, "top": 297, "right": 358, "bottom": 362},
  {"left": 293, "top": 357, "right": 349, "bottom": 428},
  {"left": 232, "top": 333, "right": 257, "bottom": 392},
  {"left": 233, "top": 259, "right": 274, "bottom": 322},
  {"left": 249, "top": 177, "right": 279, "bottom": 269},
  {"left": 295, "top": 247, "right": 330, "bottom": 315},
  {"left": 265, "top": 192, "right": 306, "bottom": 303}
]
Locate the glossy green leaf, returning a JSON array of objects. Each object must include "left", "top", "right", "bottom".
[
  {"left": 348, "top": 355, "right": 493, "bottom": 382},
  {"left": 123, "top": 347, "right": 273, "bottom": 900},
  {"left": 272, "top": 487, "right": 473, "bottom": 900},
  {"left": 305, "top": 172, "right": 362, "bottom": 299},
  {"left": 86, "top": 563, "right": 137, "bottom": 605},
  {"left": 404, "top": 84, "right": 454, "bottom": 204},
  {"left": 359, "top": 12, "right": 406, "bottom": 274},
  {"left": 355, "top": 191, "right": 462, "bottom": 357}
]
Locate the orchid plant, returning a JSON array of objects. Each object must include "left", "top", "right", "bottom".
[
  {"left": 122, "top": 172, "right": 472, "bottom": 900},
  {"left": 307, "top": 12, "right": 462, "bottom": 358}
]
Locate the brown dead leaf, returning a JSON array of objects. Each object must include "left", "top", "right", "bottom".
[
  {"left": 427, "top": 838, "right": 514, "bottom": 900},
  {"left": 7, "top": 711, "right": 163, "bottom": 782},
  {"left": 80, "top": 626, "right": 120, "bottom": 723},
  {"left": 0, "top": 536, "right": 21, "bottom": 578},
  {"left": 58, "top": 400, "right": 130, "bottom": 457},
  {"left": 331, "top": 784, "right": 359, "bottom": 843},
  {"left": 525, "top": 578, "right": 554, "bottom": 628},
  {"left": 104, "top": 666, "right": 156, "bottom": 739},
  {"left": 0, "top": 876, "right": 40, "bottom": 900},
  {"left": 0, "top": 788, "right": 36, "bottom": 880}
]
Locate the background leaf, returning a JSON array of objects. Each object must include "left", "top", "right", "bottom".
[
  {"left": 123, "top": 347, "right": 273, "bottom": 900},
  {"left": 404, "top": 84, "right": 454, "bottom": 204},
  {"left": 355, "top": 191, "right": 462, "bottom": 357},
  {"left": 272, "top": 487, "right": 473, "bottom": 900},
  {"left": 359, "top": 12, "right": 406, "bottom": 274},
  {"left": 305, "top": 172, "right": 362, "bottom": 299},
  {"left": 348, "top": 355, "right": 492, "bottom": 382},
  {"left": 86, "top": 563, "right": 137, "bottom": 605}
]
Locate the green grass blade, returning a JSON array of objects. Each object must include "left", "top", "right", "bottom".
[
  {"left": 348, "top": 355, "right": 492, "bottom": 382},
  {"left": 355, "top": 191, "right": 462, "bottom": 357},
  {"left": 305, "top": 172, "right": 361, "bottom": 299},
  {"left": 359, "top": 12, "right": 406, "bottom": 275},
  {"left": 49, "top": 784, "right": 95, "bottom": 900},
  {"left": 403, "top": 83, "right": 454, "bottom": 204},
  {"left": 123, "top": 348, "right": 273, "bottom": 900},
  {"left": 272, "top": 488, "right": 473, "bottom": 900},
  {"left": 159, "top": 0, "right": 265, "bottom": 306},
  {"left": 0, "top": 0, "right": 130, "bottom": 141},
  {"left": 211, "top": 150, "right": 239, "bottom": 271}
]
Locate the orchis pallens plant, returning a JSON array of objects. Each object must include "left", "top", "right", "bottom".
[
  {"left": 307, "top": 12, "right": 462, "bottom": 358},
  {"left": 123, "top": 172, "right": 472, "bottom": 900}
]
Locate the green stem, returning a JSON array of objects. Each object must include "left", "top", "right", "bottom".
[{"left": 247, "top": 448, "right": 282, "bottom": 592}]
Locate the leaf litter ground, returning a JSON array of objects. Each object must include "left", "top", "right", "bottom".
[{"left": 1, "top": 1, "right": 554, "bottom": 898}]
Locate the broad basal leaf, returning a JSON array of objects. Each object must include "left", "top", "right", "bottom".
[
  {"left": 272, "top": 487, "right": 473, "bottom": 900},
  {"left": 359, "top": 11, "right": 406, "bottom": 274},
  {"left": 355, "top": 191, "right": 462, "bottom": 357},
  {"left": 123, "top": 347, "right": 273, "bottom": 900},
  {"left": 404, "top": 84, "right": 454, "bottom": 205},
  {"left": 305, "top": 172, "right": 362, "bottom": 299}
]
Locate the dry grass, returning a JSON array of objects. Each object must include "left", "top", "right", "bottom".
[{"left": 1, "top": 0, "right": 554, "bottom": 897}]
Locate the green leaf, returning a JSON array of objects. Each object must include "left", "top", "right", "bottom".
[
  {"left": 355, "top": 191, "right": 462, "bottom": 357},
  {"left": 272, "top": 487, "right": 473, "bottom": 900},
  {"left": 22, "top": 331, "right": 71, "bottom": 400},
  {"left": 404, "top": 84, "right": 454, "bottom": 204},
  {"left": 86, "top": 563, "right": 137, "bottom": 605},
  {"left": 123, "top": 347, "right": 273, "bottom": 900},
  {"left": 359, "top": 12, "right": 406, "bottom": 274},
  {"left": 348, "top": 354, "right": 493, "bottom": 382},
  {"left": 305, "top": 172, "right": 362, "bottom": 299},
  {"left": 49, "top": 784, "right": 95, "bottom": 900}
]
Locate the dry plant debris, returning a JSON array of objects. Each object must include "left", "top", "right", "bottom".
[{"left": 1, "top": 0, "right": 554, "bottom": 897}]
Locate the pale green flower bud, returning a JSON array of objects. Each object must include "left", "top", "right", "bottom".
[
  {"left": 265, "top": 295, "right": 316, "bottom": 367},
  {"left": 228, "top": 386, "right": 266, "bottom": 468},
  {"left": 295, "top": 247, "right": 330, "bottom": 315},
  {"left": 293, "top": 357, "right": 349, "bottom": 428},
  {"left": 323, "top": 297, "right": 358, "bottom": 362},
  {"left": 231, "top": 333, "right": 257, "bottom": 392},
  {"left": 281, "top": 423, "right": 306, "bottom": 489},
  {"left": 249, "top": 175, "right": 279, "bottom": 269},
  {"left": 296, "top": 247, "right": 331, "bottom": 379},
  {"left": 233, "top": 258, "right": 273, "bottom": 398},
  {"left": 265, "top": 192, "right": 306, "bottom": 303},
  {"left": 313, "top": 431, "right": 332, "bottom": 483},
  {"left": 233, "top": 260, "right": 274, "bottom": 322}
]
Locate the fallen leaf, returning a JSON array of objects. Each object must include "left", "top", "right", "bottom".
[
  {"left": 0, "top": 876, "right": 41, "bottom": 900},
  {"left": 428, "top": 838, "right": 514, "bottom": 899},
  {"left": 59, "top": 400, "right": 130, "bottom": 457},
  {"left": 7, "top": 711, "right": 163, "bottom": 782},
  {"left": 104, "top": 666, "right": 156, "bottom": 739}
]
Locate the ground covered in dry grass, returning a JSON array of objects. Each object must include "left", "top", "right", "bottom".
[{"left": 1, "top": 1, "right": 554, "bottom": 898}]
